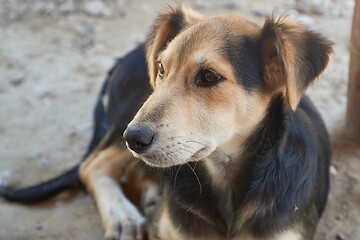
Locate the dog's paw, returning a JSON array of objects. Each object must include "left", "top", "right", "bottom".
[{"left": 104, "top": 200, "right": 146, "bottom": 240}]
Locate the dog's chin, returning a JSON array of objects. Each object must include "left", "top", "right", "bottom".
[{"left": 130, "top": 146, "right": 213, "bottom": 168}]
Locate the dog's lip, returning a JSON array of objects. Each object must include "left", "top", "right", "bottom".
[
  {"left": 190, "top": 147, "right": 208, "bottom": 160},
  {"left": 132, "top": 146, "right": 209, "bottom": 168},
  {"left": 139, "top": 157, "right": 163, "bottom": 167}
]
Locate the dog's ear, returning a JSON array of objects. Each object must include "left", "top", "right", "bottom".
[
  {"left": 145, "top": 6, "right": 203, "bottom": 87},
  {"left": 260, "top": 16, "right": 333, "bottom": 110}
]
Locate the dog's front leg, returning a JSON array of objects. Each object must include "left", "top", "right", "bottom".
[{"left": 80, "top": 146, "right": 145, "bottom": 240}]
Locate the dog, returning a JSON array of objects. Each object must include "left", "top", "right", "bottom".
[{"left": 0, "top": 6, "right": 332, "bottom": 240}]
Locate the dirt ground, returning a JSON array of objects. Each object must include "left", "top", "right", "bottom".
[{"left": 0, "top": 0, "right": 359, "bottom": 239}]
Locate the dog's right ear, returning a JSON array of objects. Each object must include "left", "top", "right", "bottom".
[
  {"left": 260, "top": 15, "right": 333, "bottom": 110},
  {"left": 145, "top": 6, "right": 203, "bottom": 87}
]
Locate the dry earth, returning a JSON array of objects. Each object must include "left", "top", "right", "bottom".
[{"left": 0, "top": 0, "right": 359, "bottom": 239}]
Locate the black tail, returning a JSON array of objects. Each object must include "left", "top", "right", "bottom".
[{"left": 0, "top": 165, "right": 81, "bottom": 203}]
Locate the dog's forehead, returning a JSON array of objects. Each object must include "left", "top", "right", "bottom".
[
  {"left": 162, "top": 15, "right": 264, "bottom": 91},
  {"left": 162, "top": 15, "right": 260, "bottom": 61}
]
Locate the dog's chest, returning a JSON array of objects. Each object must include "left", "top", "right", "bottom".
[
  {"left": 162, "top": 156, "right": 250, "bottom": 238},
  {"left": 155, "top": 207, "right": 302, "bottom": 240}
]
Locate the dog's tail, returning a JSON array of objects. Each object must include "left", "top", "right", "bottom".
[{"left": 0, "top": 165, "right": 81, "bottom": 203}]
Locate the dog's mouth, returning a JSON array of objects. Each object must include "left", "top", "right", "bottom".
[{"left": 131, "top": 144, "right": 210, "bottom": 168}]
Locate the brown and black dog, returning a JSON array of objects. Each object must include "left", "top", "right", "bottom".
[{"left": 1, "top": 6, "right": 332, "bottom": 240}]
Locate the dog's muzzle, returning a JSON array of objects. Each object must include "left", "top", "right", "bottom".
[{"left": 123, "top": 124, "right": 154, "bottom": 154}]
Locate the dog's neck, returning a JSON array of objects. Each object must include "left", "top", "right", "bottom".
[
  {"left": 203, "top": 104, "right": 268, "bottom": 191},
  {"left": 201, "top": 126, "right": 264, "bottom": 227}
]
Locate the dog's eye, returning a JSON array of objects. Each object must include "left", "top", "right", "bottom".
[
  {"left": 157, "top": 62, "right": 165, "bottom": 78},
  {"left": 195, "top": 69, "right": 223, "bottom": 87}
]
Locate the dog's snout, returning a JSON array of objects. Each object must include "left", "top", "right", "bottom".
[{"left": 124, "top": 125, "right": 154, "bottom": 153}]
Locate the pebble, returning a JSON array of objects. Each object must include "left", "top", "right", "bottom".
[
  {"left": 31, "top": 150, "right": 43, "bottom": 159},
  {"left": 330, "top": 165, "right": 338, "bottom": 176},
  {"left": 335, "top": 214, "right": 344, "bottom": 220},
  {"left": 58, "top": 0, "right": 77, "bottom": 14},
  {"left": 83, "top": 0, "right": 112, "bottom": 17},
  {"left": 10, "top": 77, "right": 24, "bottom": 86},
  {"left": 336, "top": 233, "right": 348, "bottom": 240},
  {"left": 0, "top": 170, "right": 12, "bottom": 187},
  {"left": 33, "top": 86, "right": 56, "bottom": 99}
]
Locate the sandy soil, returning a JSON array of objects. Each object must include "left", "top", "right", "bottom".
[{"left": 0, "top": 0, "right": 359, "bottom": 239}]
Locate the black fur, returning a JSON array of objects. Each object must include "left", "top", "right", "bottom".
[{"left": 223, "top": 35, "right": 264, "bottom": 91}]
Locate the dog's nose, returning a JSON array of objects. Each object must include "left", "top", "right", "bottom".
[{"left": 123, "top": 125, "right": 154, "bottom": 153}]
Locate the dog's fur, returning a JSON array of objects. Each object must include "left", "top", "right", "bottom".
[{"left": 0, "top": 6, "right": 332, "bottom": 240}]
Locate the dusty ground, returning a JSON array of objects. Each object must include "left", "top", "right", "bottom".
[{"left": 0, "top": 0, "right": 359, "bottom": 239}]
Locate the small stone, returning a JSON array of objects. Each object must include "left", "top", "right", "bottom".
[
  {"left": 58, "top": 0, "right": 77, "bottom": 14},
  {"left": 335, "top": 214, "right": 343, "bottom": 220},
  {"left": 31, "top": 150, "right": 43, "bottom": 159},
  {"left": 83, "top": 0, "right": 112, "bottom": 17},
  {"left": 0, "top": 170, "right": 12, "bottom": 187},
  {"left": 10, "top": 77, "right": 24, "bottom": 86},
  {"left": 336, "top": 233, "right": 348, "bottom": 240},
  {"left": 33, "top": 86, "right": 56, "bottom": 99},
  {"left": 330, "top": 165, "right": 338, "bottom": 176}
]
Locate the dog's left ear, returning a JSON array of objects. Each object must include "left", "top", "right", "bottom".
[
  {"left": 145, "top": 6, "right": 203, "bottom": 87},
  {"left": 261, "top": 16, "right": 333, "bottom": 110}
]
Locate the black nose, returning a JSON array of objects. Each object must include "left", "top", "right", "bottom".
[{"left": 123, "top": 125, "right": 154, "bottom": 153}]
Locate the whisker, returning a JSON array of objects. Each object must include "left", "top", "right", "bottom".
[
  {"left": 173, "top": 165, "right": 182, "bottom": 188},
  {"left": 165, "top": 152, "right": 201, "bottom": 194},
  {"left": 185, "top": 162, "right": 202, "bottom": 194},
  {"left": 193, "top": 161, "right": 198, "bottom": 170}
]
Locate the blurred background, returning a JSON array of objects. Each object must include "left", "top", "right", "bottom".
[{"left": 0, "top": 0, "right": 358, "bottom": 239}]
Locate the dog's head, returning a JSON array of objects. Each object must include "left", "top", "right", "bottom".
[{"left": 124, "top": 6, "right": 332, "bottom": 167}]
